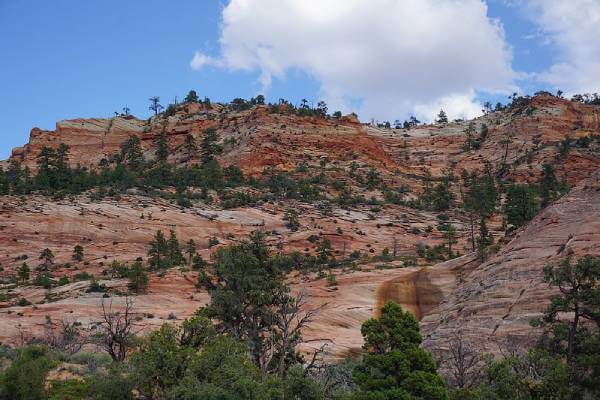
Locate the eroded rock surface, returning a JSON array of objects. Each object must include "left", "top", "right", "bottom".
[
  {"left": 421, "top": 172, "right": 600, "bottom": 355},
  {"left": 1, "top": 94, "right": 599, "bottom": 359}
]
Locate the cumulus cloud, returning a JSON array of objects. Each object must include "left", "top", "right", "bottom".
[
  {"left": 523, "top": 0, "right": 600, "bottom": 94},
  {"left": 190, "top": 51, "right": 218, "bottom": 69},
  {"left": 413, "top": 90, "right": 486, "bottom": 122},
  {"left": 191, "top": 0, "right": 517, "bottom": 121}
]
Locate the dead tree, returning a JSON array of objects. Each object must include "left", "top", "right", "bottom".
[
  {"left": 304, "top": 343, "right": 329, "bottom": 377},
  {"left": 252, "top": 290, "right": 324, "bottom": 379},
  {"left": 274, "top": 289, "right": 322, "bottom": 377},
  {"left": 304, "top": 343, "right": 356, "bottom": 396},
  {"left": 441, "top": 333, "right": 483, "bottom": 389},
  {"left": 42, "top": 316, "right": 87, "bottom": 355},
  {"left": 149, "top": 96, "right": 164, "bottom": 116},
  {"left": 97, "top": 296, "right": 137, "bottom": 362}
]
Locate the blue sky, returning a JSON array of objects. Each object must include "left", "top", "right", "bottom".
[{"left": 0, "top": 0, "right": 596, "bottom": 159}]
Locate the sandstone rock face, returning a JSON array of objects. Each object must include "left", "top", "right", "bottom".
[
  {"left": 1, "top": 94, "right": 599, "bottom": 359},
  {"left": 0, "top": 193, "right": 468, "bottom": 359},
  {"left": 0, "top": 195, "right": 465, "bottom": 273},
  {"left": 420, "top": 172, "right": 600, "bottom": 355},
  {"left": 0, "top": 260, "right": 423, "bottom": 360}
]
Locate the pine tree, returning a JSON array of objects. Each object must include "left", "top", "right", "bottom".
[
  {"left": 127, "top": 261, "right": 149, "bottom": 293},
  {"left": 39, "top": 248, "right": 54, "bottom": 268},
  {"left": 316, "top": 238, "right": 333, "bottom": 268},
  {"left": 120, "top": 135, "right": 144, "bottom": 170},
  {"left": 316, "top": 100, "right": 328, "bottom": 117},
  {"left": 540, "top": 163, "right": 559, "bottom": 207},
  {"left": 433, "top": 179, "right": 453, "bottom": 211},
  {"left": 155, "top": 132, "right": 169, "bottom": 163},
  {"left": 464, "top": 122, "right": 476, "bottom": 150},
  {"left": 504, "top": 184, "right": 539, "bottom": 228},
  {"left": 476, "top": 217, "right": 492, "bottom": 262},
  {"left": 148, "top": 230, "right": 168, "bottom": 269},
  {"left": 167, "top": 230, "right": 184, "bottom": 266},
  {"left": 366, "top": 168, "right": 380, "bottom": 190},
  {"left": 55, "top": 143, "right": 70, "bottom": 174},
  {"left": 200, "top": 128, "right": 221, "bottom": 164},
  {"left": 36, "top": 147, "right": 55, "bottom": 176},
  {"left": 479, "top": 123, "right": 489, "bottom": 141},
  {"left": 72, "top": 245, "right": 84, "bottom": 262},
  {"left": 192, "top": 254, "right": 207, "bottom": 271},
  {"left": 18, "top": 263, "right": 30, "bottom": 283},
  {"left": 442, "top": 223, "right": 458, "bottom": 257},
  {"left": 184, "top": 90, "right": 199, "bottom": 103},
  {"left": 35, "top": 147, "right": 56, "bottom": 189},
  {"left": 0, "top": 166, "right": 8, "bottom": 195},
  {"left": 183, "top": 134, "right": 197, "bottom": 160},
  {"left": 537, "top": 256, "right": 600, "bottom": 397},
  {"left": 149, "top": 96, "right": 164, "bottom": 115},
  {"left": 353, "top": 301, "right": 448, "bottom": 399},
  {"left": 6, "top": 160, "right": 25, "bottom": 195},
  {"left": 436, "top": 109, "right": 448, "bottom": 124},
  {"left": 283, "top": 209, "right": 300, "bottom": 232},
  {"left": 185, "top": 239, "right": 196, "bottom": 266},
  {"left": 461, "top": 168, "right": 497, "bottom": 251}
]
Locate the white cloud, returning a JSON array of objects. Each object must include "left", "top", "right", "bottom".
[
  {"left": 524, "top": 0, "right": 600, "bottom": 94},
  {"left": 414, "top": 90, "right": 485, "bottom": 122},
  {"left": 191, "top": 0, "right": 517, "bottom": 121},
  {"left": 190, "top": 51, "right": 218, "bottom": 69}
]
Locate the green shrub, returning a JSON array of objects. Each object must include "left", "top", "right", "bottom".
[
  {"left": 87, "top": 366, "right": 134, "bottom": 400},
  {"left": 127, "top": 261, "right": 149, "bottom": 293},
  {"left": 0, "top": 345, "right": 56, "bottom": 400},
  {"left": 47, "top": 379, "right": 90, "bottom": 400},
  {"left": 17, "top": 297, "right": 31, "bottom": 306}
]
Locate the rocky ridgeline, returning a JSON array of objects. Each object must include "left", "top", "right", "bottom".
[{"left": 7, "top": 94, "right": 600, "bottom": 185}]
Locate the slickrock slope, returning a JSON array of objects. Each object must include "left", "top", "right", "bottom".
[
  {"left": 0, "top": 263, "right": 426, "bottom": 359},
  {"left": 0, "top": 195, "right": 461, "bottom": 274},
  {"left": 421, "top": 172, "right": 600, "bottom": 355},
  {"left": 1, "top": 93, "right": 599, "bottom": 359},
  {"left": 0, "top": 193, "right": 469, "bottom": 358}
]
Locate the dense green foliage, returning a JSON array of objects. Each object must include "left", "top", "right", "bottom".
[
  {"left": 0, "top": 128, "right": 238, "bottom": 201},
  {"left": 466, "top": 349, "right": 572, "bottom": 400},
  {"left": 537, "top": 256, "right": 600, "bottom": 398},
  {"left": 504, "top": 184, "right": 539, "bottom": 228},
  {"left": 127, "top": 261, "right": 149, "bottom": 293},
  {"left": 72, "top": 245, "right": 84, "bottom": 262},
  {"left": 415, "top": 172, "right": 454, "bottom": 211},
  {"left": 200, "top": 231, "right": 309, "bottom": 377},
  {"left": 147, "top": 230, "right": 184, "bottom": 269},
  {"left": 1, "top": 255, "right": 598, "bottom": 400},
  {"left": 132, "top": 321, "right": 281, "bottom": 399},
  {"left": 353, "top": 301, "right": 448, "bottom": 399},
  {"left": 0, "top": 346, "right": 56, "bottom": 400}
]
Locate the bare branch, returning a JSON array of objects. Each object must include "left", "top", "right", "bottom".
[
  {"left": 96, "top": 296, "right": 138, "bottom": 362},
  {"left": 440, "top": 332, "right": 484, "bottom": 389}
]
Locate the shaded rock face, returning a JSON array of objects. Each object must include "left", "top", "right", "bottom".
[
  {"left": 376, "top": 253, "right": 479, "bottom": 320},
  {"left": 420, "top": 172, "right": 600, "bottom": 355},
  {"left": 1, "top": 94, "right": 599, "bottom": 359}
]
